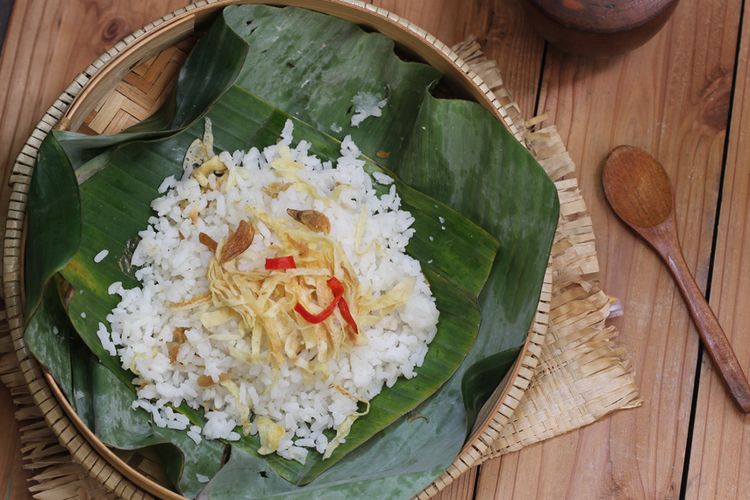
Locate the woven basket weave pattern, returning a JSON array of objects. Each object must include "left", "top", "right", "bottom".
[{"left": 0, "top": 1, "right": 639, "bottom": 498}]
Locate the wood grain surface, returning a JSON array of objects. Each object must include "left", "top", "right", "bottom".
[
  {"left": 685, "top": 0, "right": 750, "bottom": 496},
  {"left": 603, "top": 146, "right": 750, "bottom": 415},
  {"left": 0, "top": 0, "right": 748, "bottom": 499},
  {"left": 476, "top": 0, "right": 741, "bottom": 497}
]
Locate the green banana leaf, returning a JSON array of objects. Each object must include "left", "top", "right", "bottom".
[
  {"left": 24, "top": 272, "right": 220, "bottom": 496},
  {"left": 91, "top": 363, "right": 225, "bottom": 497},
  {"left": 224, "top": 4, "right": 440, "bottom": 166},
  {"left": 23, "top": 4, "right": 559, "bottom": 498},
  {"left": 215, "top": 13, "right": 558, "bottom": 496},
  {"left": 23, "top": 14, "right": 251, "bottom": 415},
  {"left": 199, "top": 446, "right": 445, "bottom": 500},
  {"left": 25, "top": 279, "right": 75, "bottom": 399},
  {"left": 70, "top": 336, "right": 96, "bottom": 428},
  {"left": 57, "top": 83, "right": 496, "bottom": 486},
  {"left": 24, "top": 136, "right": 80, "bottom": 318},
  {"left": 393, "top": 95, "right": 558, "bottom": 354},
  {"left": 461, "top": 348, "right": 521, "bottom": 431}
]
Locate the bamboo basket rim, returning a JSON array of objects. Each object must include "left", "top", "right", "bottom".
[{"left": 2, "top": 1, "right": 552, "bottom": 498}]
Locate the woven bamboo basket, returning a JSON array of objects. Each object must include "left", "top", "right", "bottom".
[{"left": 2, "top": 1, "right": 555, "bottom": 498}]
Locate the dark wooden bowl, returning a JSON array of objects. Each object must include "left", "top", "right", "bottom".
[{"left": 523, "top": 0, "right": 680, "bottom": 56}]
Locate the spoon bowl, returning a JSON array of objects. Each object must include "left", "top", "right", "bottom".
[{"left": 603, "top": 146, "right": 673, "bottom": 229}]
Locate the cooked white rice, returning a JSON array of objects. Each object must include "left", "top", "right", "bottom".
[
  {"left": 93, "top": 249, "right": 109, "bottom": 263},
  {"left": 350, "top": 92, "right": 387, "bottom": 127},
  {"left": 101, "top": 121, "right": 438, "bottom": 463}
]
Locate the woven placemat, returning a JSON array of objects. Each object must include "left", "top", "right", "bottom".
[{"left": 0, "top": 6, "right": 640, "bottom": 498}]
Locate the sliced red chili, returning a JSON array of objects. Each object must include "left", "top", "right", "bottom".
[
  {"left": 337, "top": 298, "right": 359, "bottom": 334},
  {"left": 326, "top": 276, "right": 344, "bottom": 296},
  {"left": 265, "top": 255, "right": 297, "bottom": 270},
  {"left": 295, "top": 276, "right": 344, "bottom": 324},
  {"left": 295, "top": 276, "right": 358, "bottom": 332},
  {"left": 294, "top": 299, "right": 340, "bottom": 324}
]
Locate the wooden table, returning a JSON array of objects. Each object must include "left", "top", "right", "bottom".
[{"left": 1, "top": 0, "right": 748, "bottom": 498}]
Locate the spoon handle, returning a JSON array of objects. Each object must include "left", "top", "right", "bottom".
[{"left": 659, "top": 234, "right": 750, "bottom": 413}]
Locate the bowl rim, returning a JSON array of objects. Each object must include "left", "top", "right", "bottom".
[{"left": 3, "top": 1, "right": 551, "bottom": 498}]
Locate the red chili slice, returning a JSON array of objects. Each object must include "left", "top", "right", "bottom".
[
  {"left": 326, "top": 277, "right": 357, "bottom": 332},
  {"left": 337, "top": 298, "right": 359, "bottom": 334},
  {"left": 295, "top": 276, "right": 344, "bottom": 323},
  {"left": 295, "top": 276, "right": 358, "bottom": 332},
  {"left": 265, "top": 256, "right": 297, "bottom": 270},
  {"left": 294, "top": 299, "right": 340, "bottom": 323},
  {"left": 326, "top": 276, "right": 344, "bottom": 296}
]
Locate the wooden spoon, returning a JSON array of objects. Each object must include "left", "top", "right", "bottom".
[{"left": 603, "top": 145, "right": 750, "bottom": 413}]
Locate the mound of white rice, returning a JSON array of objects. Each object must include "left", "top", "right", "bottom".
[{"left": 100, "top": 120, "right": 439, "bottom": 463}]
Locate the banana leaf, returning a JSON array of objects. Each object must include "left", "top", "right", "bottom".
[
  {"left": 25, "top": 272, "right": 222, "bottom": 496},
  {"left": 24, "top": 280, "right": 75, "bottom": 399},
  {"left": 23, "top": 5, "right": 559, "bottom": 498},
  {"left": 24, "top": 136, "right": 80, "bottom": 318},
  {"left": 56, "top": 83, "right": 496, "bottom": 486},
  {"left": 22, "top": 13, "right": 250, "bottom": 390},
  {"left": 223, "top": 6, "right": 558, "bottom": 442},
  {"left": 70, "top": 336, "right": 96, "bottom": 428},
  {"left": 461, "top": 348, "right": 521, "bottom": 431},
  {"left": 224, "top": 4, "right": 440, "bottom": 166},
  {"left": 199, "top": 446, "right": 445, "bottom": 500},
  {"left": 91, "top": 363, "right": 225, "bottom": 497}
]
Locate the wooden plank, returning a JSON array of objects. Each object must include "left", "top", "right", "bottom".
[
  {"left": 0, "top": 1, "right": 190, "bottom": 497},
  {"left": 475, "top": 0, "right": 741, "bottom": 497},
  {"left": 685, "top": 0, "right": 750, "bottom": 496},
  {"left": 370, "top": 2, "right": 545, "bottom": 499}
]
